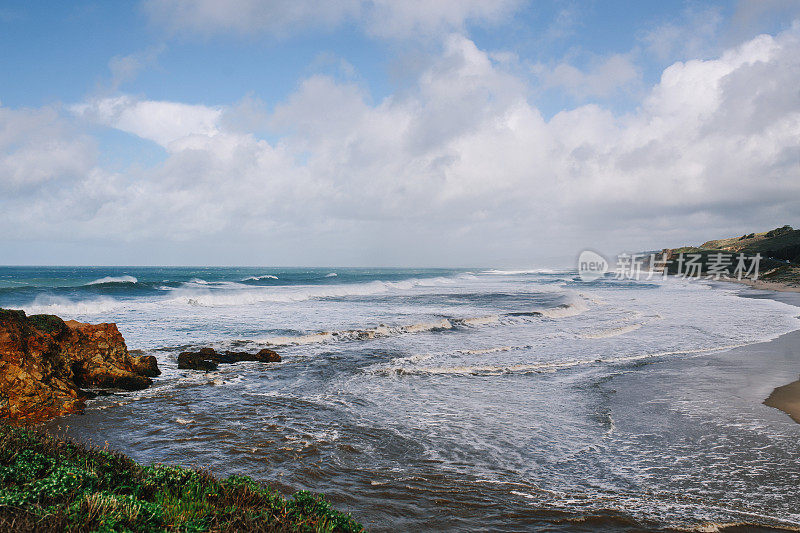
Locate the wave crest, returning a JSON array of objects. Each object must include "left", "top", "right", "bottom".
[
  {"left": 166, "top": 276, "right": 457, "bottom": 307},
  {"left": 481, "top": 269, "right": 568, "bottom": 275},
  {"left": 21, "top": 296, "right": 122, "bottom": 316},
  {"left": 535, "top": 300, "right": 587, "bottom": 318},
  {"left": 85, "top": 275, "right": 138, "bottom": 286},
  {"left": 260, "top": 319, "right": 454, "bottom": 346}
]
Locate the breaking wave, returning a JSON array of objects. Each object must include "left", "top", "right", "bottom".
[
  {"left": 85, "top": 275, "right": 138, "bottom": 286},
  {"left": 242, "top": 274, "right": 278, "bottom": 281},
  {"left": 458, "top": 315, "right": 500, "bottom": 327},
  {"left": 260, "top": 319, "right": 455, "bottom": 346},
  {"left": 21, "top": 296, "right": 123, "bottom": 316},
  {"left": 256, "top": 301, "right": 583, "bottom": 347},
  {"left": 534, "top": 300, "right": 588, "bottom": 318},
  {"left": 166, "top": 276, "right": 457, "bottom": 306},
  {"left": 580, "top": 323, "right": 644, "bottom": 339},
  {"left": 481, "top": 269, "right": 569, "bottom": 275}
]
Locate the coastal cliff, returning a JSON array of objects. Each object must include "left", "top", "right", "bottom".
[
  {"left": 0, "top": 309, "right": 159, "bottom": 423},
  {"left": 647, "top": 224, "right": 800, "bottom": 287}
]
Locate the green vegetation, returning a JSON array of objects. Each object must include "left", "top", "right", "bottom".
[
  {"left": 658, "top": 225, "right": 800, "bottom": 285},
  {"left": 698, "top": 224, "right": 800, "bottom": 262},
  {"left": 26, "top": 313, "right": 68, "bottom": 334},
  {"left": 0, "top": 424, "right": 364, "bottom": 533}
]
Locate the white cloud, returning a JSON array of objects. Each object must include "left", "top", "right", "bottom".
[
  {"left": 0, "top": 105, "right": 96, "bottom": 191},
  {"left": 72, "top": 95, "right": 223, "bottom": 148},
  {"left": 107, "top": 45, "right": 165, "bottom": 90},
  {"left": 640, "top": 5, "right": 724, "bottom": 61},
  {"left": 534, "top": 53, "right": 641, "bottom": 98},
  {"left": 142, "top": 0, "right": 522, "bottom": 39},
  {"left": 3, "top": 25, "right": 800, "bottom": 264},
  {"left": 362, "top": 0, "right": 523, "bottom": 39},
  {"left": 265, "top": 26, "right": 800, "bottom": 230}
]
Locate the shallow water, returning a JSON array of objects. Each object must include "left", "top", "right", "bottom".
[{"left": 3, "top": 267, "right": 800, "bottom": 531}]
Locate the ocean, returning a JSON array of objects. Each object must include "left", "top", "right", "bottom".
[{"left": 2, "top": 266, "right": 800, "bottom": 531}]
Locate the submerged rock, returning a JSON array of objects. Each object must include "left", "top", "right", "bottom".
[
  {"left": 0, "top": 309, "right": 160, "bottom": 423},
  {"left": 177, "top": 347, "right": 281, "bottom": 371},
  {"left": 177, "top": 351, "right": 218, "bottom": 371},
  {"left": 130, "top": 354, "right": 161, "bottom": 377},
  {"left": 254, "top": 348, "right": 282, "bottom": 363}
]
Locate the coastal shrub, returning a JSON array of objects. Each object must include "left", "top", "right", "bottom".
[
  {"left": 27, "top": 313, "right": 67, "bottom": 334},
  {"left": 0, "top": 424, "right": 365, "bottom": 532},
  {"left": 287, "top": 491, "right": 364, "bottom": 533},
  {"left": 766, "top": 225, "right": 793, "bottom": 238}
]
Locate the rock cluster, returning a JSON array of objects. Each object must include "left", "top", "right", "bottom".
[
  {"left": 177, "top": 347, "right": 281, "bottom": 371},
  {"left": 0, "top": 309, "right": 160, "bottom": 423}
]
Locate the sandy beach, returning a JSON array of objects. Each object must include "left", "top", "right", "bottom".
[
  {"left": 765, "top": 378, "right": 800, "bottom": 423},
  {"left": 725, "top": 282, "right": 800, "bottom": 425},
  {"left": 722, "top": 276, "right": 800, "bottom": 293}
]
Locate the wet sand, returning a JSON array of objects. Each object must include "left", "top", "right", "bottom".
[
  {"left": 721, "top": 276, "right": 800, "bottom": 293},
  {"left": 765, "top": 377, "right": 800, "bottom": 423},
  {"left": 730, "top": 284, "right": 800, "bottom": 424}
]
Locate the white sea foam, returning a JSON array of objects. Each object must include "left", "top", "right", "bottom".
[
  {"left": 401, "top": 319, "right": 452, "bottom": 333},
  {"left": 456, "top": 315, "right": 500, "bottom": 326},
  {"left": 391, "top": 353, "right": 436, "bottom": 364},
  {"left": 262, "top": 332, "right": 336, "bottom": 346},
  {"left": 580, "top": 323, "right": 644, "bottom": 339},
  {"left": 243, "top": 274, "right": 278, "bottom": 281},
  {"left": 21, "top": 296, "right": 123, "bottom": 316},
  {"left": 85, "top": 275, "right": 138, "bottom": 285},
  {"left": 325, "top": 272, "right": 338, "bottom": 277},
  {"left": 535, "top": 299, "right": 588, "bottom": 318},
  {"left": 260, "top": 319, "right": 454, "bottom": 346},
  {"left": 251, "top": 300, "right": 580, "bottom": 348},
  {"left": 458, "top": 346, "right": 513, "bottom": 355},
  {"left": 184, "top": 278, "right": 244, "bottom": 287},
  {"left": 481, "top": 269, "right": 568, "bottom": 275},
  {"left": 165, "top": 276, "right": 457, "bottom": 307},
  {"left": 375, "top": 343, "right": 754, "bottom": 377}
]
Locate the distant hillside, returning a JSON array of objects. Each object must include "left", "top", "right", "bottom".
[
  {"left": 699, "top": 225, "right": 800, "bottom": 262},
  {"left": 654, "top": 225, "right": 800, "bottom": 286}
]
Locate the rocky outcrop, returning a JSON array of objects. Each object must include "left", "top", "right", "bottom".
[
  {"left": 130, "top": 354, "right": 160, "bottom": 377},
  {"left": 61, "top": 320, "right": 155, "bottom": 390},
  {"left": 177, "top": 349, "right": 219, "bottom": 371},
  {"left": 0, "top": 309, "right": 159, "bottom": 423},
  {"left": 177, "top": 347, "right": 281, "bottom": 371}
]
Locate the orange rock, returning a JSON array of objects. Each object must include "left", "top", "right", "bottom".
[{"left": 0, "top": 309, "right": 159, "bottom": 424}]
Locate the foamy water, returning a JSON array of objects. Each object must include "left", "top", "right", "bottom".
[{"left": 2, "top": 266, "right": 799, "bottom": 531}]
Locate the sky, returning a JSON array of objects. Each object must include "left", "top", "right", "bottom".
[{"left": 1, "top": 0, "right": 799, "bottom": 267}]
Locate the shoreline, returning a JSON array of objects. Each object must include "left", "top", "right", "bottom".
[
  {"left": 717, "top": 279, "right": 800, "bottom": 424},
  {"left": 765, "top": 378, "right": 800, "bottom": 424},
  {"left": 717, "top": 276, "right": 800, "bottom": 293}
]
